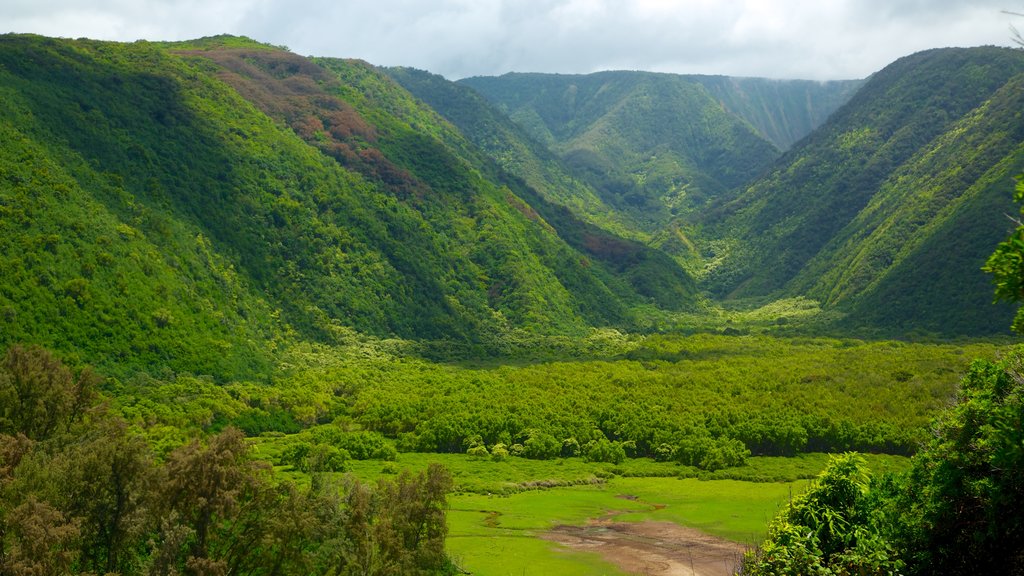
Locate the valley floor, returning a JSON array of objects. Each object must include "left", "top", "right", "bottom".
[{"left": 544, "top": 520, "right": 744, "bottom": 576}]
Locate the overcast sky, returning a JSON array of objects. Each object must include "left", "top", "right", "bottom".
[{"left": 5, "top": 0, "right": 1021, "bottom": 80}]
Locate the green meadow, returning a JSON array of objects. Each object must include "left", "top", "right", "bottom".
[{"left": 247, "top": 444, "right": 912, "bottom": 575}]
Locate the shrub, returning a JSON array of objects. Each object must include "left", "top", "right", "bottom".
[
  {"left": 583, "top": 438, "right": 626, "bottom": 464},
  {"left": 521, "top": 431, "right": 561, "bottom": 460}
]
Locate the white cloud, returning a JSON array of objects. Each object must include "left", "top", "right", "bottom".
[{"left": 4, "top": 0, "right": 1019, "bottom": 79}]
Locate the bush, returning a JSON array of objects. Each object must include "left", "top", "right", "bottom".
[
  {"left": 521, "top": 431, "right": 561, "bottom": 460},
  {"left": 309, "top": 428, "right": 397, "bottom": 460},
  {"left": 280, "top": 441, "right": 350, "bottom": 472},
  {"left": 490, "top": 443, "right": 509, "bottom": 461},
  {"left": 741, "top": 453, "right": 902, "bottom": 576},
  {"left": 583, "top": 438, "right": 626, "bottom": 464},
  {"left": 561, "top": 437, "right": 581, "bottom": 457},
  {"left": 674, "top": 436, "right": 748, "bottom": 471}
]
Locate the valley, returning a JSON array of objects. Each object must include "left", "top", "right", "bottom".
[{"left": 1, "top": 32, "right": 1023, "bottom": 575}]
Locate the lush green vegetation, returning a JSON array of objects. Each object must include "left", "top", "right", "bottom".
[
  {"left": 743, "top": 175, "right": 1024, "bottom": 573},
  {"left": 4, "top": 31, "right": 1024, "bottom": 576},
  {"left": 381, "top": 65, "right": 699, "bottom": 310},
  {"left": 742, "top": 350, "right": 1024, "bottom": 575},
  {"left": 97, "top": 333, "right": 997, "bottom": 471},
  {"left": 386, "top": 66, "right": 634, "bottom": 237},
  {"left": 460, "top": 71, "right": 783, "bottom": 228},
  {"left": 690, "top": 76, "right": 864, "bottom": 150},
  {"left": 0, "top": 34, "right": 703, "bottom": 382},
  {"left": 704, "top": 47, "right": 1024, "bottom": 337},
  {"left": 0, "top": 345, "right": 456, "bottom": 575}
]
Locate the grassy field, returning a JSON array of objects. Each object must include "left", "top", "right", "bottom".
[
  {"left": 246, "top": 445, "right": 911, "bottom": 576},
  {"left": 238, "top": 332, "right": 958, "bottom": 575},
  {"left": 445, "top": 478, "right": 805, "bottom": 575}
]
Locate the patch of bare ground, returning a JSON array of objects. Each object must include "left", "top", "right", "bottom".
[{"left": 542, "top": 519, "right": 747, "bottom": 576}]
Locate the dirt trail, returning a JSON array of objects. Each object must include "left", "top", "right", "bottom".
[{"left": 542, "top": 519, "right": 747, "bottom": 576}]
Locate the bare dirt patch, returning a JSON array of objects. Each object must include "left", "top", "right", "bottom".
[{"left": 542, "top": 519, "right": 747, "bottom": 576}]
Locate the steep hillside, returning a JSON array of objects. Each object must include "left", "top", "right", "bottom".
[
  {"left": 386, "top": 66, "right": 698, "bottom": 304},
  {"left": 385, "top": 66, "right": 628, "bottom": 233},
  {"left": 0, "top": 34, "right": 698, "bottom": 377},
  {"left": 690, "top": 76, "right": 864, "bottom": 150},
  {"left": 706, "top": 47, "right": 1024, "bottom": 335},
  {"left": 460, "top": 71, "right": 783, "bottom": 228}
]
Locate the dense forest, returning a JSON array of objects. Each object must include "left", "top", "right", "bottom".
[
  {"left": 463, "top": 49, "right": 1024, "bottom": 337},
  {"left": 1, "top": 32, "right": 1023, "bottom": 575}
]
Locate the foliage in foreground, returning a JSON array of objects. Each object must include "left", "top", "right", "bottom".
[
  {"left": 0, "top": 345, "right": 455, "bottom": 576},
  {"left": 740, "top": 454, "right": 902, "bottom": 575},
  {"left": 743, "top": 350, "right": 1024, "bottom": 575}
]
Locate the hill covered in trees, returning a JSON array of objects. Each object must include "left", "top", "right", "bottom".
[
  {"left": 2, "top": 34, "right": 1017, "bottom": 373},
  {"left": 3, "top": 32, "right": 1024, "bottom": 576},
  {"left": 702, "top": 47, "right": 1024, "bottom": 336},
  {"left": 458, "top": 71, "right": 860, "bottom": 229},
  {"left": 0, "top": 34, "right": 699, "bottom": 378},
  {"left": 458, "top": 71, "right": 782, "bottom": 228}
]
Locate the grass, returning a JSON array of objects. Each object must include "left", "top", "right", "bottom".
[
  {"left": 606, "top": 477, "right": 803, "bottom": 543},
  {"left": 445, "top": 477, "right": 806, "bottom": 575},
  {"left": 280, "top": 450, "right": 911, "bottom": 493},
  {"left": 246, "top": 448, "right": 912, "bottom": 575}
]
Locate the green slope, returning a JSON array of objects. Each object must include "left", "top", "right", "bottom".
[
  {"left": 690, "top": 76, "right": 864, "bottom": 150},
  {"left": 385, "top": 66, "right": 698, "bottom": 306},
  {"left": 385, "top": 66, "right": 630, "bottom": 235},
  {"left": 705, "top": 47, "right": 1024, "bottom": 335},
  {"left": 460, "top": 71, "right": 783, "bottom": 228},
  {"left": 0, "top": 34, "right": 699, "bottom": 376}
]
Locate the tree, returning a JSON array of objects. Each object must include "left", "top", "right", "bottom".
[
  {"left": 741, "top": 454, "right": 903, "bottom": 576},
  {"left": 984, "top": 176, "right": 1024, "bottom": 332},
  {"left": 892, "top": 356, "right": 1024, "bottom": 575},
  {"left": 1, "top": 497, "right": 81, "bottom": 576},
  {"left": 0, "top": 344, "right": 99, "bottom": 440},
  {"left": 330, "top": 463, "right": 453, "bottom": 576},
  {"left": 153, "top": 427, "right": 265, "bottom": 574},
  {"left": 54, "top": 418, "right": 155, "bottom": 575}
]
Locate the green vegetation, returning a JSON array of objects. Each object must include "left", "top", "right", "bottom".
[
  {"left": 742, "top": 453, "right": 903, "bottom": 574},
  {"left": 460, "top": 71, "right": 783, "bottom": 228},
  {"left": 744, "top": 175, "right": 1024, "bottom": 574},
  {"left": 3, "top": 31, "right": 1024, "bottom": 576},
  {"left": 0, "top": 345, "right": 456, "bottom": 575},
  {"left": 105, "top": 334, "right": 996, "bottom": 475},
  {"left": 690, "top": 76, "right": 864, "bottom": 150},
  {"left": 0, "top": 34, "right": 701, "bottom": 381},
  {"left": 386, "top": 66, "right": 633, "bottom": 237},
  {"left": 705, "top": 47, "right": 1024, "bottom": 337},
  {"left": 743, "top": 350, "right": 1024, "bottom": 575}
]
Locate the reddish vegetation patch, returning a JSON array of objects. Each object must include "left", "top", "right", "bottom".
[
  {"left": 543, "top": 520, "right": 746, "bottom": 576},
  {"left": 177, "top": 48, "right": 424, "bottom": 197}
]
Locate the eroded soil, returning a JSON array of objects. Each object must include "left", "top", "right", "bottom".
[{"left": 542, "top": 519, "right": 747, "bottom": 576}]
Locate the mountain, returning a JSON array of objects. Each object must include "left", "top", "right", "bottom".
[
  {"left": 457, "top": 71, "right": 859, "bottom": 229},
  {"left": 704, "top": 47, "right": 1024, "bottom": 336},
  {"left": 384, "top": 66, "right": 699, "bottom": 304},
  {"left": 459, "top": 71, "right": 784, "bottom": 228},
  {"left": 385, "top": 66, "right": 630, "bottom": 235},
  {"left": 0, "top": 34, "right": 699, "bottom": 377},
  {"left": 688, "top": 76, "right": 864, "bottom": 150}
]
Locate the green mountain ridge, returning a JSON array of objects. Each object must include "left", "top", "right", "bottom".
[
  {"left": 384, "top": 66, "right": 630, "bottom": 235},
  {"left": 688, "top": 75, "right": 865, "bottom": 150},
  {"left": 383, "top": 66, "right": 707, "bottom": 293},
  {"left": 459, "top": 71, "right": 787, "bottom": 229},
  {"left": 0, "top": 34, "right": 699, "bottom": 377},
  {"left": 705, "top": 46, "right": 1024, "bottom": 335},
  {"left": 2, "top": 34, "right": 1022, "bottom": 385}
]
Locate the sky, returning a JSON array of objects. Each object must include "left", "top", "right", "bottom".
[{"left": 5, "top": 0, "right": 1021, "bottom": 80}]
